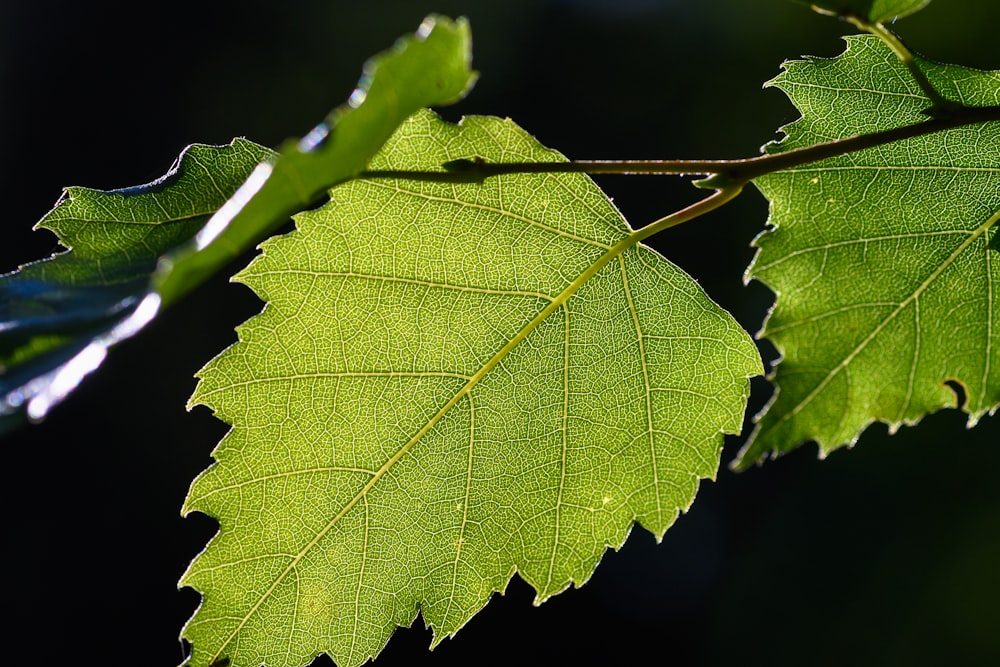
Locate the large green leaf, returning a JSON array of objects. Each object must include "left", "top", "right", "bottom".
[
  {"left": 736, "top": 35, "right": 999, "bottom": 467},
  {"left": 182, "top": 110, "right": 761, "bottom": 667}
]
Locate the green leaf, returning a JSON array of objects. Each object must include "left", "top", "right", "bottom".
[
  {"left": 25, "top": 139, "right": 269, "bottom": 285},
  {"left": 792, "top": 0, "right": 931, "bottom": 24},
  {"left": 0, "top": 14, "right": 475, "bottom": 432},
  {"left": 182, "top": 109, "right": 761, "bottom": 667},
  {"left": 736, "top": 35, "right": 999, "bottom": 467},
  {"left": 154, "top": 14, "right": 477, "bottom": 307},
  {"left": 0, "top": 139, "right": 270, "bottom": 432}
]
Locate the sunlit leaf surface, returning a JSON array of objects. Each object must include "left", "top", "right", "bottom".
[{"left": 182, "top": 110, "right": 761, "bottom": 667}]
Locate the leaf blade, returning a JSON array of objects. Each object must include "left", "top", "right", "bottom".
[
  {"left": 737, "top": 35, "right": 1000, "bottom": 467},
  {"left": 183, "top": 110, "right": 761, "bottom": 667},
  {"left": 0, "top": 14, "right": 475, "bottom": 432},
  {"left": 0, "top": 139, "right": 270, "bottom": 432}
]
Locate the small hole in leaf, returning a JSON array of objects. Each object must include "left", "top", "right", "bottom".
[{"left": 944, "top": 379, "right": 967, "bottom": 410}]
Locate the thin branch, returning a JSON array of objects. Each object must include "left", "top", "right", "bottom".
[
  {"left": 700, "top": 103, "right": 1000, "bottom": 187},
  {"left": 359, "top": 104, "right": 1000, "bottom": 188}
]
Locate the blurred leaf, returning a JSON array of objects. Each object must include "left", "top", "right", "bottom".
[
  {"left": 792, "top": 0, "right": 931, "bottom": 24},
  {"left": 0, "top": 14, "right": 476, "bottom": 432},
  {"left": 154, "top": 14, "right": 478, "bottom": 306},
  {"left": 181, "top": 109, "right": 761, "bottom": 667},
  {"left": 0, "top": 140, "right": 269, "bottom": 433},
  {"left": 737, "top": 35, "right": 999, "bottom": 467}
]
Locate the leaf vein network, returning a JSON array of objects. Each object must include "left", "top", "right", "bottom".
[
  {"left": 196, "top": 372, "right": 474, "bottom": 402},
  {"left": 363, "top": 180, "right": 613, "bottom": 250},
  {"left": 254, "top": 268, "right": 557, "bottom": 302},
  {"left": 617, "top": 253, "right": 663, "bottom": 528},
  {"left": 755, "top": 230, "right": 974, "bottom": 272},
  {"left": 761, "top": 211, "right": 997, "bottom": 433}
]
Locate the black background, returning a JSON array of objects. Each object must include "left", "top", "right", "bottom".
[{"left": 2, "top": 1, "right": 998, "bottom": 666}]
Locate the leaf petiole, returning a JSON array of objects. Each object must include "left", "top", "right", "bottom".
[
  {"left": 846, "top": 17, "right": 957, "bottom": 115},
  {"left": 629, "top": 185, "right": 743, "bottom": 242},
  {"left": 362, "top": 104, "right": 1000, "bottom": 193}
]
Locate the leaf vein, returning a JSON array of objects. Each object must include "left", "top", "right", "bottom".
[
  {"left": 364, "top": 180, "right": 613, "bottom": 250},
  {"left": 762, "top": 212, "right": 997, "bottom": 435},
  {"left": 543, "top": 303, "right": 571, "bottom": 596},
  {"left": 618, "top": 253, "right": 662, "bottom": 527},
  {"left": 441, "top": 393, "right": 476, "bottom": 632},
  {"left": 755, "top": 230, "right": 972, "bottom": 273},
  {"left": 196, "top": 372, "right": 473, "bottom": 403},
  {"left": 254, "top": 268, "right": 557, "bottom": 302},
  {"left": 190, "top": 467, "right": 378, "bottom": 505}
]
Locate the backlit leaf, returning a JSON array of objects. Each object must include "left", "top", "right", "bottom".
[
  {"left": 182, "top": 110, "right": 761, "bottom": 667},
  {"left": 737, "top": 35, "right": 999, "bottom": 467}
]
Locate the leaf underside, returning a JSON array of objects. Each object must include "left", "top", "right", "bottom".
[
  {"left": 0, "top": 139, "right": 269, "bottom": 432},
  {"left": 182, "top": 110, "right": 760, "bottom": 667},
  {"left": 1, "top": 14, "right": 475, "bottom": 432},
  {"left": 738, "top": 35, "right": 1000, "bottom": 467}
]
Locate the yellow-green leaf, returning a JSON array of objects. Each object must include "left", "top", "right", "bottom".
[{"left": 182, "top": 110, "right": 761, "bottom": 667}]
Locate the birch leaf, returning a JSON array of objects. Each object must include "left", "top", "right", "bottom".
[
  {"left": 737, "top": 35, "right": 999, "bottom": 467},
  {"left": 182, "top": 109, "right": 761, "bottom": 667}
]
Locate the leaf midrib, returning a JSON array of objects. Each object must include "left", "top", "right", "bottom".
[{"left": 49, "top": 210, "right": 215, "bottom": 227}]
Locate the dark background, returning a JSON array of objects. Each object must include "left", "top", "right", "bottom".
[{"left": 1, "top": 1, "right": 998, "bottom": 666}]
